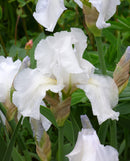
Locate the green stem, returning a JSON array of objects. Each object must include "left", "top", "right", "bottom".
[
  {"left": 0, "top": 34, "right": 8, "bottom": 56},
  {"left": 58, "top": 126, "right": 64, "bottom": 161},
  {"left": 95, "top": 37, "right": 107, "bottom": 75}
]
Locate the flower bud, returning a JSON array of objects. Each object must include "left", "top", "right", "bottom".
[
  {"left": 36, "top": 131, "right": 51, "bottom": 161},
  {"left": 25, "top": 39, "right": 33, "bottom": 50},
  {"left": 83, "top": 4, "right": 101, "bottom": 36},
  {"left": 45, "top": 94, "right": 71, "bottom": 127},
  {"left": 113, "top": 46, "right": 130, "bottom": 94},
  {"left": 31, "top": 119, "right": 51, "bottom": 161}
]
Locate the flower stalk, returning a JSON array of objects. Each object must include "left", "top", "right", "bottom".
[
  {"left": 58, "top": 126, "right": 64, "bottom": 161},
  {"left": 95, "top": 37, "right": 107, "bottom": 75}
]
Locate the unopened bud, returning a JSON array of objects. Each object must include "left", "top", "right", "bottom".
[
  {"left": 113, "top": 47, "right": 130, "bottom": 94},
  {"left": 83, "top": 4, "right": 101, "bottom": 36},
  {"left": 25, "top": 39, "right": 33, "bottom": 50},
  {"left": 31, "top": 119, "right": 51, "bottom": 161},
  {"left": 50, "top": 97, "right": 71, "bottom": 127},
  {"left": 36, "top": 131, "right": 51, "bottom": 161}
]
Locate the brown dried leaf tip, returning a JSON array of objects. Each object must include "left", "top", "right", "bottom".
[{"left": 113, "top": 47, "right": 130, "bottom": 94}]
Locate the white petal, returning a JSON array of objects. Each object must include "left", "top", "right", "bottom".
[
  {"left": 0, "top": 56, "right": 21, "bottom": 102},
  {"left": 31, "top": 118, "right": 44, "bottom": 142},
  {"left": 13, "top": 68, "right": 63, "bottom": 120},
  {"left": 18, "top": 56, "right": 30, "bottom": 72},
  {"left": 66, "top": 128, "right": 119, "bottom": 161},
  {"left": 89, "top": 0, "right": 120, "bottom": 29},
  {"left": 0, "top": 111, "right": 6, "bottom": 125},
  {"left": 74, "top": 0, "right": 83, "bottom": 8},
  {"left": 33, "top": 0, "right": 66, "bottom": 32},
  {"left": 40, "top": 101, "right": 51, "bottom": 131},
  {"left": 70, "top": 28, "right": 87, "bottom": 61},
  {"left": 40, "top": 114, "right": 51, "bottom": 131},
  {"left": 77, "top": 74, "right": 119, "bottom": 124}
]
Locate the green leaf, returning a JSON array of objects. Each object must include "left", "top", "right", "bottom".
[
  {"left": 0, "top": 135, "right": 7, "bottom": 160},
  {"left": 119, "top": 140, "right": 126, "bottom": 155},
  {"left": 2, "top": 116, "right": 23, "bottom": 161},
  {"left": 71, "top": 89, "right": 87, "bottom": 106},
  {"left": 64, "top": 143, "right": 73, "bottom": 161},
  {"left": 12, "top": 148, "right": 24, "bottom": 161},
  {"left": 40, "top": 105, "right": 57, "bottom": 127},
  {"left": 115, "top": 102, "right": 130, "bottom": 115},
  {"left": 70, "top": 113, "right": 80, "bottom": 143},
  {"left": 98, "top": 120, "right": 110, "bottom": 144},
  {"left": 64, "top": 120, "right": 74, "bottom": 145},
  {"left": 0, "top": 6, "right": 2, "bottom": 20},
  {"left": 9, "top": 45, "right": 26, "bottom": 59},
  {"left": 110, "top": 120, "right": 117, "bottom": 149}
]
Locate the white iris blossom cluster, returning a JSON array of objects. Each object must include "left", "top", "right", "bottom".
[
  {"left": 0, "top": 0, "right": 121, "bottom": 160},
  {"left": 33, "top": 0, "right": 120, "bottom": 31}
]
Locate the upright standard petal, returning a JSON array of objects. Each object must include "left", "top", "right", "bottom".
[
  {"left": 13, "top": 68, "right": 63, "bottom": 120},
  {"left": 77, "top": 74, "right": 119, "bottom": 124},
  {"left": 66, "top": 128, "right": 119, "bottom": 161},
  {"left": 89, "top": 0, "right": 120, "bottom": 29},
  {"left": 33, "top": 0, "right": 66, "bottom": 32},
  {"left": 35, "top": 28, "right": 94, "bottom": 86},
  {"left": 0, "top": 56, "right": 21, "bottom": 103}
]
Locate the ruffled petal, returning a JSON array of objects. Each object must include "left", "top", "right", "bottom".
[
  {"left": 89, "top": 0, "right": 120, "bottom": 29},
  {"left": 77, "top": 74, "right": 119, "bottom": 124},
  {"left": 35, "top": 28, "right": 94, "bottom": 86},
  {"left": 0, "top": 56, "right": 21, "bottom": 102},
  {"left": 13, "top": 68, "right": 63, "bottom": 120},
  {"left": 66, "top": 128, "right": 119, "bottom": 161},
  {"left": 33, "top": 0, "right": 66, "bottom": 32}
]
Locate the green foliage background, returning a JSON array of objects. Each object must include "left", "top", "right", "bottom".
[{"left": 0, "top": 0, "right": 130, "bottom": 161}]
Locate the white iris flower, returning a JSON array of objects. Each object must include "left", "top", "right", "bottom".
[
  {"left": 34, "top": 28, "right": 119, "bottom": 124},
  {"left": 66, "top": 115, "right": 119, "bottom": 161}
]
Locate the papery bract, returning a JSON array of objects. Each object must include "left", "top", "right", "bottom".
[
  {"left": 66, "top": 128, "right": 119, "bottom": 161},
  {"left": 0, "top": 56, "right": 21, "bottom": 103},
  {"left": 13, "top": 68, "right": 64, "bottom": 120},
  {"left": 33, "top": 0, "right": 66, "bottom": 32}
]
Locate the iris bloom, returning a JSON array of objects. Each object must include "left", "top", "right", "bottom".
[
  {"left": 66, "top": 115, "right": 119, "bottom": 161},
  {"left": 34, "top": 28, "right": 119, "bottom": 124},
  {"left": 0, "top": 56, "right": 21, "bottom": 104},
  {"left": 33, "top": 0, "right": 66, "bottom": 32}
]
